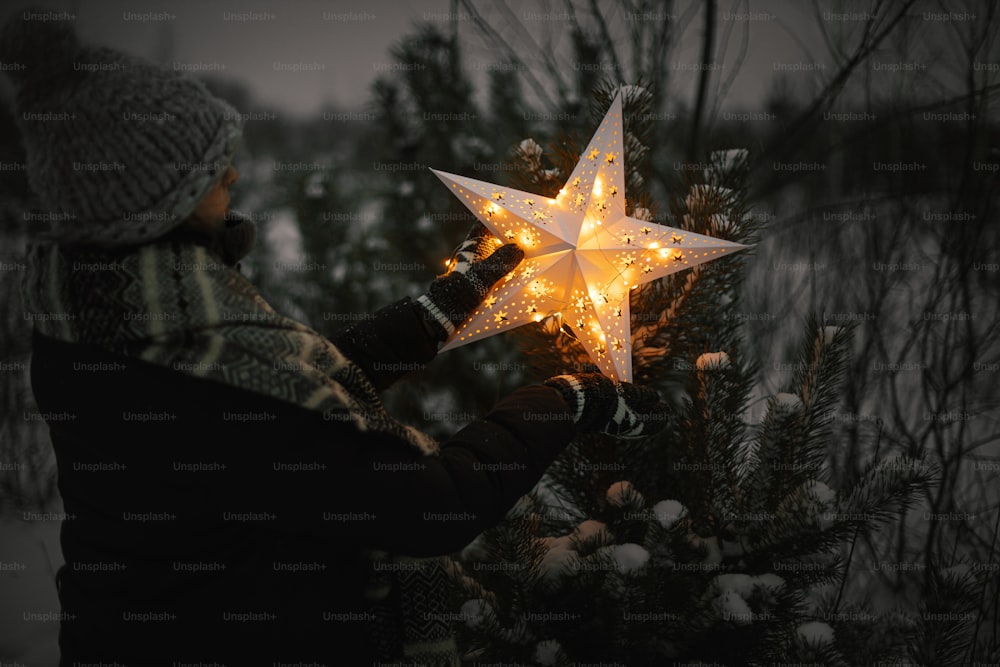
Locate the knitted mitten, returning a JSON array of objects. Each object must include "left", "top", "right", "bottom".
[
  {"left": 544, "top": 372, "right": 669, "bottom": 438},
  {"left": 417, "top": 223, "right": 524, "bottom": 343}
]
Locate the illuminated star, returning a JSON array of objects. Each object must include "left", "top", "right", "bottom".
[
  {"left": 430, "top": 89, "right": 747, "bottom": 381},
  {"left": 529, "top": 280, "right": 549, "bottom": 297}
]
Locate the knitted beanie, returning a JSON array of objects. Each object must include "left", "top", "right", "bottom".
[{"left": 0, "top": 9, "right": 244, "bottom": 246}]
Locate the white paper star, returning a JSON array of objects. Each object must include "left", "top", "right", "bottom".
[{"left": 430, "top": 89, "right": 747, "bottom": 381}]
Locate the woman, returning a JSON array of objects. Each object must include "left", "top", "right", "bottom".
[{"left": 3, "top": 11, "right": 667, "bottom": 665}]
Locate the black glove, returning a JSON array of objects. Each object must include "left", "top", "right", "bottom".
[
  {"left": 331, "top": 224, "right": 521, "bottom": 392},
  {"left": 544, "top": 372, "right": 669, "bottom": 439},
  {"left": 416, "top": 222, "right": 524, "bottom": 343}
]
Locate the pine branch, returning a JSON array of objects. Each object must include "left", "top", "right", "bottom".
[
  {"left": 967, "top": 503, "right": 1000, "bottom": 663},
  {"left": 840, "top": 455, "right": 937, "bottom": 532},
  {"left": 833, "top": 419, "right": 884, "bottom": 615},
  {"left": 910, "top": 564, "right": 984, "bottom": 667}
]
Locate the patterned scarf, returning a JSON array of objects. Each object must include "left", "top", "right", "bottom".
[{"left": 22, "top": 238, "right": 460, "bottom": 666}]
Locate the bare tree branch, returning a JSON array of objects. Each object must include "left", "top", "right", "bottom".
[
  {"left": 708, "top": 0, "right": 751, "bottom": 133},
  {"left": 687, "top": 0, "right": 716, "bottom": 161},
  {"left": 458, "top": 0, "right": 561, "bottom": 110},
  {"left": 585, "top": 0, "right": 624, "bottom": 79}
]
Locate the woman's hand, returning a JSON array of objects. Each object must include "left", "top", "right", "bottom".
[
  {"left": 417, "top": 222, "right": 524, "bottom": 343},
  {"left": 544, "top": 372, "right": 670, "bottom": 439}
]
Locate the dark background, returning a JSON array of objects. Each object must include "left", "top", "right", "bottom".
[{"left": 1, "top": 0, "right": 997, "bottom": 662}]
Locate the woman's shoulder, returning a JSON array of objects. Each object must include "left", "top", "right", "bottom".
[{"left": 29, "top": 330, "right": 345, "bottom": 435}]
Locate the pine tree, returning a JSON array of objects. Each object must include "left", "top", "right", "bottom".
[
  {"left": 444, "top": 84, "right": 988, "bottom": 666},
  {"left": 363, "top": 24, "right": 529, "bottom": 437}
]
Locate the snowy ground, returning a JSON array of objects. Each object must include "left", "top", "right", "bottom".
[{"left": 0, "top": 518, "right": 63, "bottom": 664}]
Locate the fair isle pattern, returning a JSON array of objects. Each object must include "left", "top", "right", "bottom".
[
  {"left": 23, "top": 240, "right": 437, "bottom": 455},
  {"left": 22, "top": 239, "right": 458, "bottom": 666},
  {"left": 367, "top": 554, "right": 460, "bottom": 664},
  {"left": 397, "top": 554, "right": 462, "bottom": 661},
  {"left": 449, "top": 232, "right": 495, "bottom": 275}
]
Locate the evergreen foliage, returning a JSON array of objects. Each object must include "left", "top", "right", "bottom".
[{"left": 443, "top": 82, "right": 986, "bottom": 666}]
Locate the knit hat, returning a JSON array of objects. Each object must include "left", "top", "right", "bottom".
[{"left": 0, "top": 9, "right": 244, "bottom": 246}]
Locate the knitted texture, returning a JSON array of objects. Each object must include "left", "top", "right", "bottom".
[
  {"left": 418, "top": 223, "right": 524, "bottom": 342},
  {"left": 0, "top": 10, "right": 243, "bottom": 246},
  {"left": 164, "top": 209, "right": 258, "bottom": 267},
  {"left": 22, "top": 238, "right": 458, "bottom": 665},
  {"left": 447, "top": 223, "right": 500, "bottom": 275},
  {"left": 544, "top": 372, "right": 669, "bottom": 438}
]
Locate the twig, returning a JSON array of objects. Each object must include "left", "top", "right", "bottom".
[
  {"left": 753, "top": 0, "right": 919, "bottom": 169},
  {"left": 458, "top": 0, "right": 560, "bottom": 111},
  {"left": 966, "top": 501, "right": 1000, "bottom": 663},
  {"left": 686, "top": 0, "right": 716, "bottom": 162},
  {"left": 585, "top": 0, "right": 623, "bottom": 80}
]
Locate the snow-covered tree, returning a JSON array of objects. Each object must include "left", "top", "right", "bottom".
[{"left": 444, "top": 84, "right": 988, "bottom": 666}]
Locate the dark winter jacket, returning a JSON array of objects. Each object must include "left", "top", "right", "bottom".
[{"left": 30, "top": 292, "right": 576, "bottom": 665}]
